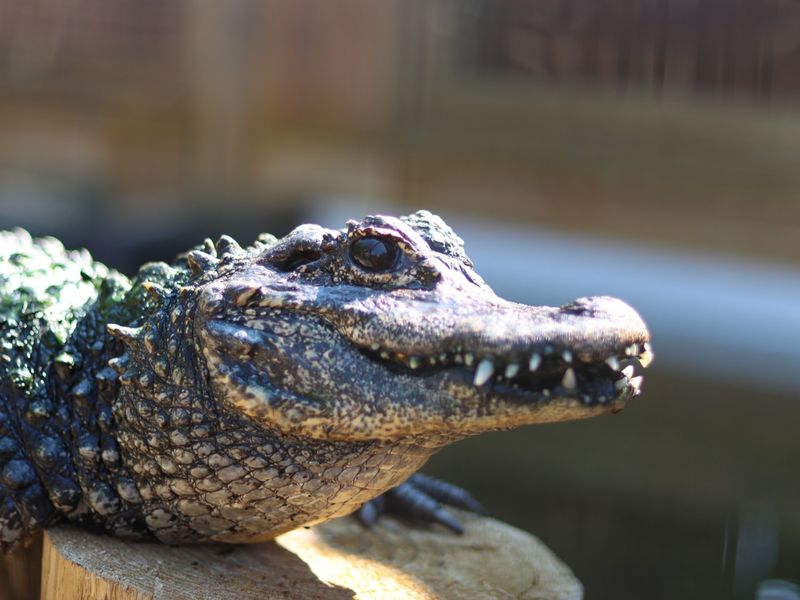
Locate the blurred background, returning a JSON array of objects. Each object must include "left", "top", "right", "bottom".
[{"left": 0, "top": 1, "right": 798, "bottom": 598}]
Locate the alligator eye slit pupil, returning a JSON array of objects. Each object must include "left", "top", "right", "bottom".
[{"left": 350, "top": 237, "right": 399, "bottom": 272}]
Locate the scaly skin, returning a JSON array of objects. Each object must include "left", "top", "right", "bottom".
[{"left": 0, "top": 212, "right": 652, "bottom": 552}]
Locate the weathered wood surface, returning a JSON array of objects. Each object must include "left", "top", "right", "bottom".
[
  {"left": 0, "top": 534, "right": 41, "bottom": 600},
  {"left": 31, "top": 513, "right": 581, "bottom": 599}
]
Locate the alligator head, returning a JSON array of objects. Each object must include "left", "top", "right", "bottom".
[
  {"left": 195, "top": 211, "right": 652, "bottom": 442},
  {"left": 104, "top": 210, "right": 651, "bottom": 542}
]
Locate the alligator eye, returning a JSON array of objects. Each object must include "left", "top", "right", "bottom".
[{"left": 350, "top": 237, "right": 400, "bottom": 272}]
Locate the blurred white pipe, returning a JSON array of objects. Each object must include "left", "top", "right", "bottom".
[{"left": 313, "top": 199, "right": 800, "bottom": 394}]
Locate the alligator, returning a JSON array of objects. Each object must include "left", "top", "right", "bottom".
[{"left": 0, "top": 211, "right": 652, "bottom": 553}]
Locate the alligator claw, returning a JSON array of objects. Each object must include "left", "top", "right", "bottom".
[
  {"left": 408, "top": 473, "right": 488, "bottom": 515},
  {"left": 356, "top": 494, "right": 384, "bottom": 528},
  {"left": 356, "top": 474, "right": 485, "bottom": 534}
]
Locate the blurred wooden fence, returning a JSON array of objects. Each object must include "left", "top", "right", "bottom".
[{"left": 467, "top": 0, "right": 800, "bottom": 99}]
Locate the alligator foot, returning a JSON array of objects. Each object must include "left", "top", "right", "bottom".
[{"left": 356, "top": 473, "right": 486, "bottom": 534}]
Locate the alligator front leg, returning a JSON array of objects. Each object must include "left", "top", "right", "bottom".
[{"left": 356, "top": 473, "right": 486, "bottom": 534}]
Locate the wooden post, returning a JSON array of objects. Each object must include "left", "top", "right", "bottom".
[
  {"left": 24, "top": 513, "right": 581, "bottom": 599},
  {"left": 0, "top": 534, "right": 41, "bottom": 600}
]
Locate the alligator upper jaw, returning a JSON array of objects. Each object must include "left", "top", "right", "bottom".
[
  {"left": 349, "top": 295, "right": 653, "bottom": 408},
  {"left": 202, "top": 279, "right": 652, "bottom": 437}
]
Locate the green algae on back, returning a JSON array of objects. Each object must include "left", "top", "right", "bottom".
[{"left": 0, "top": 229, "right": 110, "bottom": 344}]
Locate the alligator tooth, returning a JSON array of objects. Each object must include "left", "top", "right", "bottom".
[
  {"left": 473, "top": 359, "right": 494, "bottom": 387},
  {"left": 562, "top": 350, "right": 573, "bottom": 363},
  {"left": 439, "top": 353, "right": 448, "bottom": 362},
  {"left": 504, "top": 363, "right": 520, "bottom": 379},
  {"left": 625, "top": 343, "right": 639, "bottom": 357},
  {"left": 615, "top": 378, "right": 627, "bottom": 391},
  {"left": 429, "top": 357, "right": 437, "bottom": 366},
  {"left": 561, "top": 368, "right": 577, "bottom": 389},
  {"left": 408, "top": 356, "right": 421, "bottom": 369},
  {"left": 380, "top": 351, "right": 390, "bottom": 360},
  {"left": 542, "top": 389, "right": 551, "bottom": 397},
  {"left": 621, "top": 365, "right": 635, "bottom": 379},
  {"left": 638, "top": 343, "right": 654, "bottom": 368},
  {"left": 370, "top": 343, "right": 380, "bottom": 351},
  {"left": 528, "top": 353, "right": 541, "bottom": 371},
  {"left": 464, "top": 353, "right": 475, "bottom": 367},
  {"left": 630, "top": 375, "right": 643, "bottom": 392},
  {"left": 454, "top": 354, "right": 463, "bottom": 364},
  {"left": 605, "top": 356, "right": 620, "bottom": 371}
]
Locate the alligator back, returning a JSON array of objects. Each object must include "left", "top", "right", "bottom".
[{"left": 0, "top": 229, "right": 109, "bottom": 552}]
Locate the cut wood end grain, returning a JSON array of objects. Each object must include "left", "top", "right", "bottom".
[{"left": 39, "top": 513, "right": 582, "bottom": 600}]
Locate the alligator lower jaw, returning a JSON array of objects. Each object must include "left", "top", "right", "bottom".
[{"left": 359, "top": 342, "right": 652, "bottom": 406}]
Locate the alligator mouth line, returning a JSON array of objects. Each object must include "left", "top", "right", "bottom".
[{"left": 359, "top": 342, "right": 653, "bottom": 406}]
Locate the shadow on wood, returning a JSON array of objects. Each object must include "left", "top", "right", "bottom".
[{"left": 31, "top": 513, "right": 581, "bottom": 599}]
